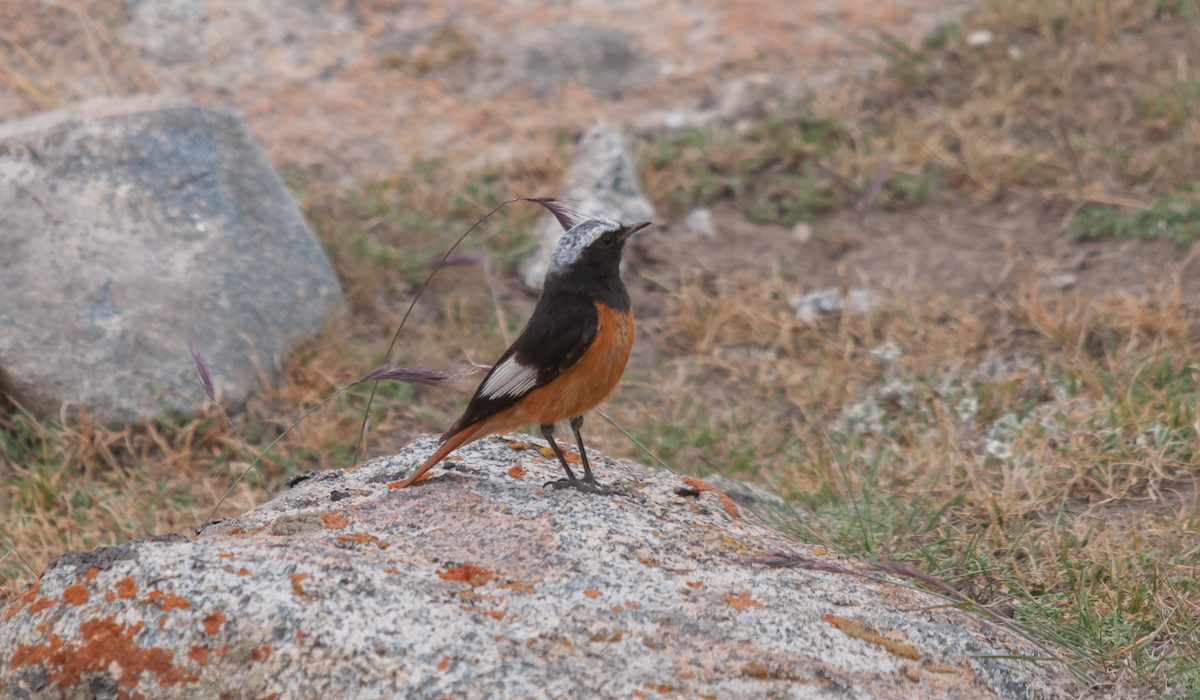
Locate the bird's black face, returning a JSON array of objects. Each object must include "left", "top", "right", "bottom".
[{"left": 575, "top": 221, "right": 651, "bottom": 273}]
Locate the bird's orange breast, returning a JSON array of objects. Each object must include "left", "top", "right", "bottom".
[{"left": 497, "top": 302, "right": 634, "bottom": 428}]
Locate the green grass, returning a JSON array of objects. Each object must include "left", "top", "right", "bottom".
[
  {"left": 637, "top": 113, "right": 932, "bottom": 226},
  {"left": 1071, "top": 197, "right": 1200, "bottom": 246}
]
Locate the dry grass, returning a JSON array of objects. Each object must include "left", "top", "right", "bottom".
[
  {"left": 0, "top": 0, "right": 149, "bottom": 115},
  {"left": 3, "top": 0, "right": 1200, "bottom": 696},
  {"left": 623, "top": 270, "right": 1200, "bottom": 694},
  {"left": 640, "top": 0, "right": 1200, "bottom": 241}
]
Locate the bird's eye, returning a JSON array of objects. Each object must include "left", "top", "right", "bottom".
[{"left": 600, "top": 233, "right": 615, "bottom": 248}]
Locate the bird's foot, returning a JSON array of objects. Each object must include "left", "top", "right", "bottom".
[{"left": 543, "top": 477, "right": 614, "bottom": 496}]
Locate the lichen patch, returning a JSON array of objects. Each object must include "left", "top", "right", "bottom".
[
  {"left": 61, "top": 584, "right": 89, "bottom": 606},
  {"left": 320, "top": 511, "right": 349, "bottom": 529},
  {"left": 115, "top": 577, "right": 138, "bottom": 599},
  {"left": 722, "top": 592, "right": 761, "bottom": 611},
  {"left": 10, "top": 616, "right": 199, "bottom": 691},
  {"left": 437, "top": 564, "right": 494, "bottom": 587},
  {"left": 680, "top": 477, "right": 742, "bottom": 520},
  {"left": 202, "top": 610, "right": 227, "bottom": 635},
  {"left": 146, "top": 590, "right": 191, "bottom": 612},
  {"left": 823, "top": 614, "right": 922, "bottom": 661}
]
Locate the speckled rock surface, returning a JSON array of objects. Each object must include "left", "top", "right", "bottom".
[{"left": 0, "top": 434, "right": 1079, "bottom": 699}]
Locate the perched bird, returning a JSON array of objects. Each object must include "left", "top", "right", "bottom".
[{"left": 391, "top": 216, "right": 650, "bottom": 493}]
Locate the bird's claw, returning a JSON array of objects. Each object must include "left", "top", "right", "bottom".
[{"left": 543, "top": 477, "right": 613, "bottom": 495}]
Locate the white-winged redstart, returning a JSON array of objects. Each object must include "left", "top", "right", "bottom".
[{"left": 391, "top": 217, "right": 650, "bottom": 493}]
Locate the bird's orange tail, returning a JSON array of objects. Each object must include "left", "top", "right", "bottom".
[{"left": 389, "top": 423, "right": 488, "bottom": 489}]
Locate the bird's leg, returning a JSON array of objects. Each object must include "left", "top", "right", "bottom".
[
  {"left": 540, "top": 423, "right": 579, "bottom": 484},
  {"left": 542, "top": 420, "right": 611, "bottom": 495},
  {"left": 570, "top": 415, "right": 599, "bottom": 485}
]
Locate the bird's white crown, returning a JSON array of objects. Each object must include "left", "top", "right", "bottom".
[{"left": 545, "top": 218, "right": 622, "bottom": 277}]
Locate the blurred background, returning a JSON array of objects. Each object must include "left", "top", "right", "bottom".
[{"left": 2, "top": 1, "right": 1199, "bottom": 695}]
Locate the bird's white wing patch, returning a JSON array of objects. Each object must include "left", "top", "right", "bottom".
[{"left": 480, "top": 356, "right": 539, "bottom": 399}]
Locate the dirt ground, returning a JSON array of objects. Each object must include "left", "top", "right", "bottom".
[
  {"left": 2, "top": 0, "right": 969, "bottom": 176},
  {"left": 655, "top": 201, "right": 1200, "bottom": 301},
  {"left": 6, "top": 1, "right": 1195, "bottom": 319}
]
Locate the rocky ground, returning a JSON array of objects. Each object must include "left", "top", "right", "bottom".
[
  {"left": 2, "top": 0, "right": 969, "bottom": 177},
  {"left": 0, "top": 435, "right": 1081, "bottom": 699}
]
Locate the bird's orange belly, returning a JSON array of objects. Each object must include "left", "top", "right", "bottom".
[{"left": 502, "top": 302, "right": 634, "bottom": 428}]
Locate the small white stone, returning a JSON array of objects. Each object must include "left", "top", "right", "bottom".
[
  {"left": 966, "top": 29, "right": 994, "bottom": 47},
  {"left": 1048, "top": 272, "right": 1077, "bottom": 290},
  {"left": 792, "top": 222, "right": 813, "bottom": 243},
  {"left": 790, "top": 287, "right": 874, "bottom": 323},
  {"left": 683, "top": 207, "right": 717, "bottom": 240}
]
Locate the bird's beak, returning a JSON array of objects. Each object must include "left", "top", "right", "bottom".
[{"left": 619, "top": 221, "right": 652, "bottom": 242}]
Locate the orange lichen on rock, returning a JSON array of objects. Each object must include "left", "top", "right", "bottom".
[
  {"left": 61, "top": 584, "right": 89, "bottom": 606},
  {"left": 202, "top": 611, "right": 227, "bottom": 635},
  {"left": 680, "top": 477, "right": 742, "bottom": 519},
  {"left": 437, "top": 564, "right": 494, "bottom": 587},
  {"left": 290, "top": 572, "right": 316, "bottom": 600},
  {"left": 9, "top": 615, "right": 200, "bottom": 691},
  {"left": 251, "top": 644, "right": 272, "bottom": 661},
  {"left": 823, "top": 614, "right": 922, "bottom": 660},
  {"left": 337, "top": 533, "right": 388, "bottom": 549},
  {"left": 237, "top": 567, "right": 253, "bottom": 576},
  {"left": 539, "top": 445, "right": 582, "bottom": 463},
  {"left": 4, "top": 583, "right": 41, "bottom": 620},
  {"left": 30, "top": 596, "right": 56, "bottom": 613},
  {"left": 217, "top": 552, "right": 234, "bottom": 559},
  {"left": 583, "top": 587, "right": 602, "bottom": 599},
  {"left": 84, "top": 567, "right": 101, "bottom": 581},
  {"left": 722, "top": 592, "right": 761, "bottom": 611},
  {"left": 321, "top": 511, "right": 349, "bottom": 529},
  {"left": 116, "top": 577, "right": 138, "bottom": 599},
  {"left": 507, "top": 465, "right": 526, "bottom": 478},
  {"left": 437, "top": 656, "right": 450, "bottom": 671},
  {"left": 188, "top": 645, "right": 208, "bottom": 664},
  {"left": 500, "top": 580, "right": 535, "bottom": 594},
  {"left": 686, "top": 581, "right": 703, "bottom": 588},
  {"left": 146, "top": 590, "right": 191, "bottom": 612}
]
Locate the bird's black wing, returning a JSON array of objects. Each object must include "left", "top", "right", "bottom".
[{"left": 443, "top": 294, "right": 597, "bottom": 437}]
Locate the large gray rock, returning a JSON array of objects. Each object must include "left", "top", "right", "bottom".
[
  {"left": 520, "top": 123, "right": 656, "bottom": 287},
  {"left": 0, "top": 96, "right": 344, "bottom": 427},
  {"left": 0, "top": 434, "right": 1080, "bottom": 699}
]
